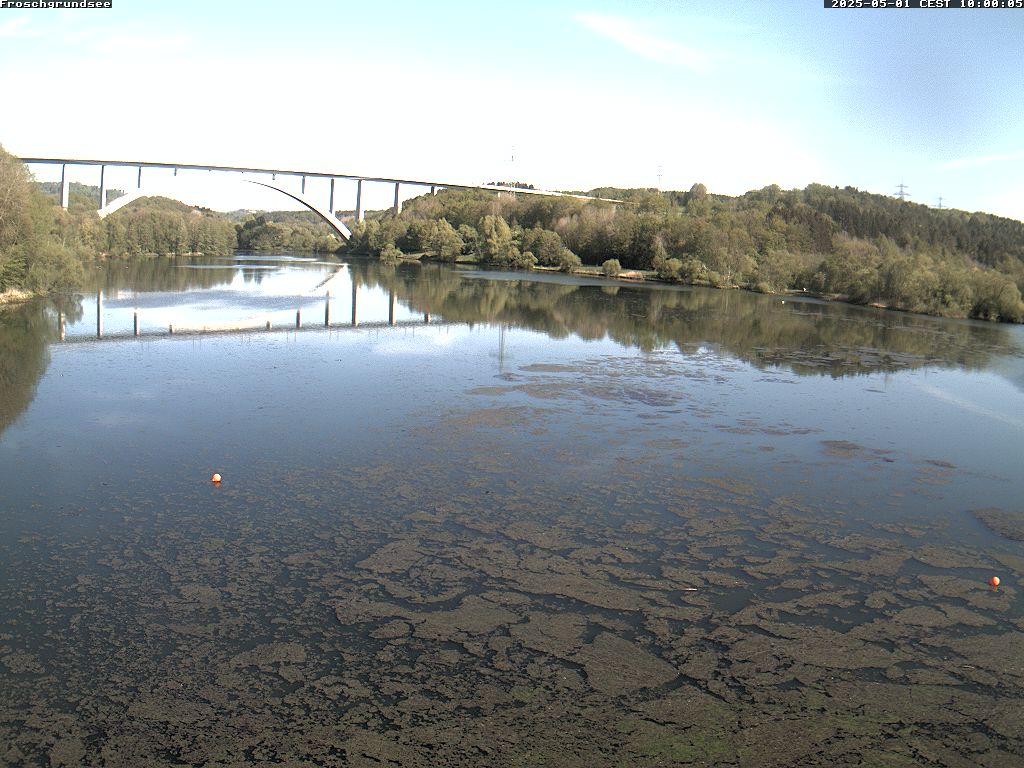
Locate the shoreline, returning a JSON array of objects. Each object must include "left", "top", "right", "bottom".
[
  {"left": 363, "top": 251, "right": 1019, "bottom": 323},
  {"left": 0, "top": 288, "right": 33, "bottom": 307},
  {"left": 2, "top": 251, "right": 1013, "bottom": 325}
]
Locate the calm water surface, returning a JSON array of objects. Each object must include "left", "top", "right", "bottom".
[{"left": 1, "top": 253, "right": 1023, "bottom": 766}]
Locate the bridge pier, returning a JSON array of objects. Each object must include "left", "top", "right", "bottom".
[
  {"left": 389, "top": 291, "right": 396, "bottom": 326},
  {"left": 351, "top": 282, "right": 358, "bottom": 326},
  {"left": 324, "top": 292, "right": 330, "bottom": 326},
  {"left": 22, "top": 158, "right": 621, "bottom": 227},
  {"left": 329, "top": 178, "right": 335, "bottom": 216},
  {"left": 96, "top": 290, "right": 103, "bottom": 338},
  {"left": 60, "top": 164, "right": 70, "bottom": 209}
]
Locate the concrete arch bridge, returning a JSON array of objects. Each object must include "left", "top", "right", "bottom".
[{"left": 20, "top": 157, "right": 622, "bottom": 242}]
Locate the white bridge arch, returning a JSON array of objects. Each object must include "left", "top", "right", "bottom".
[
  {"left": 21, "top": 157, "right": 624, "bottom": 244},
  {"left": 98, "top": 178, "right": 352, "bottom": 240}
]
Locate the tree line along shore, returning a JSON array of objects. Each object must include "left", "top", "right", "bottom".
[{"left": 2, "top": 145, "right": 1022, "bottom": 322}]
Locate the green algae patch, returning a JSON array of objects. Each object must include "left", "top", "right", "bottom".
[
  {"left": 972, "top": 507, "right": 1024, "bottom": 541},
  {"left": 3, "top": 340, "right": 1024, "bottom": 766},
  {"left": 511, "top": 685, "right": 539, "bottom": 704},
  {"left": 616, "top": 719, "right": 733, "bottom": 765},
  {"left": 574, "top": 633, "right": 677, "bottom": 695}
]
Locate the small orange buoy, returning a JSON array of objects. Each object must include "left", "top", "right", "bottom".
[
  {"left": 990, "top": 576, "right": 1001, "bottom": 588},
  {"left": 211, "top": 473, "right": 222, "bottom": 484}
]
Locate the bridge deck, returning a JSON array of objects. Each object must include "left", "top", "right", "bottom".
[{"left": 19, "top": 157, "right": 622, "bottom": 202}]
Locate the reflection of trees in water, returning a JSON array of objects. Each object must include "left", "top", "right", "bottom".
[
  {"left": 85, "top": 253, "right": 331, "bottom": 295},
  {"left": 350, "top": 259, "right": 1014, "bottom": 377},
  {"left": 85, "top": 255, "right": 239, "bottom": 295},
  {"left": 0, "top": 300, "right": 68, "bottom": 437},
  {"left": 5, "top": 257, "right": 1009, "bottom": 442},
  {"left": 241, "top": 267, "right": 267, "bottom": 285}
]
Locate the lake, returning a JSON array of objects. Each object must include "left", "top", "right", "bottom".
[{"left": 2, "top": 252, "right": 1023, "bottom": 767}]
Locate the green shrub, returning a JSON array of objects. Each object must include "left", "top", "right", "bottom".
[
  {"left": 558, "top": 250, "right": 582, "bottom": 273},
  {"left": 379, "top": 243, "right": 402, "bottom": 264}
]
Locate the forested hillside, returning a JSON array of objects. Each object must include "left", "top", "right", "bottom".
[
  {"left": 0, "top": 149, "right": 87, "bottom": 295},
  {"left": 97, "top": 197, "right": 236, "bottom": 258},
  {"left": 346, "top": 183, "right": 1024, "bottom": 322},
  {"left": 3, "top": 142, "right": 1023, "bottom": 323},
  {"left": 233, "top": 210, "right": 343, "bottom": 253},
  {"left": 0, "top": 145, "right": 236, "bottom": 295}
]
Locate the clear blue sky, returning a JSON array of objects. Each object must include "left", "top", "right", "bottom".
[{"left": 2, "top": 0, "right": 1023, "bottom": 218}]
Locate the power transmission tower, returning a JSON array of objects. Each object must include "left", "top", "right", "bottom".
[
  {"left": 894, "top": 181, "right": 910, "bottom": 200},
  {"left": 509, "top": 146, "right": 516, "bottom": 197},
  {"left": 936, "top": 196, "right": 944, "bottom": 209}
]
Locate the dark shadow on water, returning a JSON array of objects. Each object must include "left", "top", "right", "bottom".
[{"left": 0, "top": 297, "right": 81, "bottom": 438}]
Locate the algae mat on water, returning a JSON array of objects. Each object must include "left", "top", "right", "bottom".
[{"left": 2, "top": 319, "right": 1023, "bottom": 767}]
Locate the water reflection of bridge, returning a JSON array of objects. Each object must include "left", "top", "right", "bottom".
[{"left": 60, "top": 284, "right": 440, "bottom": 342}]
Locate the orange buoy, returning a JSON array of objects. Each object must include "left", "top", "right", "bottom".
[
  {"left": 211, "top": 473, "right": 222, "bottom": 484},
  {"left": 990, "top": 576, "right": 1001, "bottom": 588}
]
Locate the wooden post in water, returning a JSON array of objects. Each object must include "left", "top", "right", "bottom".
[
  {"left": 324, "top": 291, "right": 331, "bottom": 327},
  {"left": 266, "top": 320, "right": 272, "bottom": 330},
  {"left": 59, "top": 311, "right": 65, "bottom": 341},
  {"left": 351, "top": 283, "right": 358, "bottom": 327},
  {"left": 424, "top": 312, "right": 430, "bottom": 324},
  {"left": 389, "top": 291, "right": 396, "bottom": 326},
  {"left": 169, "top": 324, "right": 174, "bottom": 334},
  {"left": 296, "top": 308, "right": 301, "bottom": 329},
  {"left": 96, "top": 290, "right": 103, "bottom": 338},
  {"left": 133, "top": 310, "right": 139, "bottom": 337}
]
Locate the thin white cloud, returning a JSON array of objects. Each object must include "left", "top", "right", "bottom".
[
  {"left": 943, "top": 150, "right": 1024, "bottom": 170},
  {"left": 0, "top": 15, "right": 31, "bottom": 36},
  {"left": 62, "top": 29, "right": 96, "bottom": 43},
  {"left": 575, "top": 12, "right": 710, "bottom": 73},
  {"left": 90, "top": 33, "right": 190, "bottom": 56}
]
